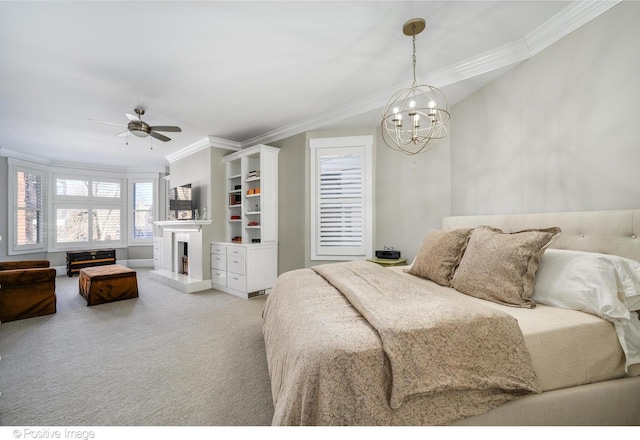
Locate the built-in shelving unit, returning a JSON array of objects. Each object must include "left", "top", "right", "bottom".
[
  {"left": 223, "top": 144, "right": 279, "bottom": 245},
  {"left": 213, "top": 144, "right": 280, "bottom": 298}
]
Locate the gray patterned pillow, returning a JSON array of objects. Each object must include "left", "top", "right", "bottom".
[
  {"left": 408, "top": 228, "right": 473, "bottom": 286},
  {"left": 450, "top": 225, "right": 561, "bottom": 308}
]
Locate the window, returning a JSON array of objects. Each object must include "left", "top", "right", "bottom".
[
  {"left": 309, "top": 135, "right": 373, "bottom": 260},
  {"left": 8, "top": 160, "right": 47, "bottom": 254},
  {"left": 8, "top": 160, "right": 159, "bottom": 254},
  {"left": 52, "top": 174, "right": 124, "bottom": 249},
  {"left": 128, "top": 177, "right": 157, "bottom": 244}
]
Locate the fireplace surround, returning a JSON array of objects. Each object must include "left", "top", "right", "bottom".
[{"left": 150, "top": 220, "right": 212, "bottom": 293}]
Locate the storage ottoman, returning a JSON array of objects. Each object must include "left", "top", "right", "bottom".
[{"left": 79, "top": 264, "right": 138, "bottom": 306}]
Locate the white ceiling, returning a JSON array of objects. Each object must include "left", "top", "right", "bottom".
[{"left": 0, "top": 1, "right": 617, "bottom": 172}]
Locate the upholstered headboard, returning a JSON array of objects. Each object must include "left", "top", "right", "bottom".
[{"left": 442, "top": 209, "right": 640, "bottom": 263}]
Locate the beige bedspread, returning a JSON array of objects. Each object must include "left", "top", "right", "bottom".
[{"left": 263, "top": 261, "right": 540, "bottom": 425}]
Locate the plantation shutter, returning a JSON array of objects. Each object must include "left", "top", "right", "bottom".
[
  {"left": 92, "top": 208, "right": 121, "bottom": 241},
  {"left": 52, "top": 173, "right": 124, "bottom": 247},
  {"left": 93, "top": 180, "right": 121, "bottom": 198},
  {"left": 318, "top": 152, "right": 364, "bottom": 252},
  {"left": 15, "top": 168, "right": 45, "bottom": 249},
  {"left": 310, "top": 136, "right": 373, "bottom": 260}
]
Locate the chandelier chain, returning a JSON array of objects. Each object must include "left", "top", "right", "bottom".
[{"left": 412, "top": 33, "right": 417, "bottom": 87}]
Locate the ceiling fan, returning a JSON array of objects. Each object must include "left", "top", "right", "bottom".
[{"left": 91, "top": 108, "right": 181, "bottom": 142}]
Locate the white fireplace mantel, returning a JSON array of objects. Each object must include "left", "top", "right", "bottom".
[{"left": 154, "top": 220, "right": 212, "bottom": 231}]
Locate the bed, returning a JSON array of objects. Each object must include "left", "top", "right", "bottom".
[{"left": 262, "top": 209, "right": 640, "bottom": 425}]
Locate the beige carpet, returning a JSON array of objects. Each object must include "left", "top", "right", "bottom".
[{"left": 0, "top": 268, "right": 274, "bottom": 426}]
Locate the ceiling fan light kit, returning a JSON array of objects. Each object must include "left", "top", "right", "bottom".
[
  {"left": 381, "top": 18, "right": 450, "bottom": 156},
  {"left": 127, "top": 109, "right": 150, "bottom": 138},
  {"left": 92, "top": 107, "right": 182, "bottom": 144}
]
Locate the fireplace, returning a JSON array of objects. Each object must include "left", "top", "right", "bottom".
[
  {"left": 178, "top": 241, "right": 188, "bottom": 275},
  {"left": 151, "top": 220, "right": 212, "bottom": 293}
]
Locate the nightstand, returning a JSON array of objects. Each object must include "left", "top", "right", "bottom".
[{"left": 366, "top": 257, "right": 408, "bottom": 267}]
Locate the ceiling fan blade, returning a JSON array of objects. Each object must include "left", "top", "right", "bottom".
[
  {"left": 126, "top": 113, "right": 140, "bottom": 123},
  {"left": 149, "top": 126, "right": 182, "bottom": 132},
  {"left": 150, "top": 131, "right": 171, "bottom": 142},
  {"left": 89, "top": 119, "right": 126, "bottom": 127}
]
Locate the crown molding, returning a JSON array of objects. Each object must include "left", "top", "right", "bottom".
[
  {"left": 0, "top": 147, "right": 52, "bottom": 165},
  {"left": 165, "top": 136, "right": 241, "bottom": 163},
  {"left": 525, "top": 0, "right": 621, "bottom": 57},
  {"left": 207, "top": 136, "right": 241, "bottom": 151},
  {"left": 238, "top": 0, "right": 618, "bottom": 148},
  {"left": 1, "top": 148, "right": 165, "bottom": 173},
  {"left": 165, "top": 137, "right": 211, "bottom": 163}
]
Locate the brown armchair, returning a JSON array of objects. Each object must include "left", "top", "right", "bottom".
[{"left": 0, "top": 260, "right": 57, "bottom": 323}]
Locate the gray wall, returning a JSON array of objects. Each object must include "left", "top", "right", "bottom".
[
  {"left": 271, "top": 133, "right": 306, "bottom": 274},
  {"left": 169, "top": 148, "right": 211, "bottom": 219},
  {"left": 168, "top": 145, "right": 225, "bottom": 239},
  {"left": 450, "top": 2, "right": 640, "bottom": 215},
  {"left": 374, "top": 126, "right": 450, "bottom": 262},
  {"left": 168, "top": 146, "right": 227, "bottom": 243},
  {"left": 167, "top": 146, "right": 228, "bottom": 278},
  {"left": 272, "top": 125, "right": 451, "bottom": 272},
  {"left": 209, "top": 148, "right": 229, "bottom": 243}
]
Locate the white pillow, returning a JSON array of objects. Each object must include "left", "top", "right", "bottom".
[
  {"left": 532, "top": 248, "right": 640, "bottom": 369},
  {"left": 533, "top": 249, "right": 640, "bottom": 312}
]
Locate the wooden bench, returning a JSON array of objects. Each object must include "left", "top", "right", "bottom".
[{"left": 79, "top": 264, "right": 138, "bottom": 306}]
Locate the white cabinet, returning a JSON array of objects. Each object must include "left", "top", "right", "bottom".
[
  {"left": 210, "top": 242, "right": 278, "bottom": 299},
  {"left": 224, "top": 144, "right": 279, "bottom": 245}
]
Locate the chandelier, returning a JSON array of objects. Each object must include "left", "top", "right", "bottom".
[{"left": 381, "top": 18, "right": 450, "bottom": 155}]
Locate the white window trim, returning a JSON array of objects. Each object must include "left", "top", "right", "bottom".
[
  {"left": 7, "top": 158, "right": 48, "bottom": 255},
  {"left": 309, "top": 135, "right": 373, "bottom": 261},
  {"left": 127, "top": 174, "right": 159, "bottom": 246}
]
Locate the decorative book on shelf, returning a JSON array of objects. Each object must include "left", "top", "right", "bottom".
[{"left": 229, "top": 194, "right": 242, "bottom": 205}]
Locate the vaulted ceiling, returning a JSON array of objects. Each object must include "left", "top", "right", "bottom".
[{"left": 0, "top": 1, "right": 618, "bottom": 172}]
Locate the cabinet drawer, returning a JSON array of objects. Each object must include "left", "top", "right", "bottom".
[
  {"left": 227, "top": 256, "right": 245, "bottom": 275},
  {"left": 211, "top": 244, "right": 226, "bottom": 255},
  {"left": 211, "top": 269, "right": 227, "bottom": 287},
  {"left": 227, "top": 246, "right": 245, "bottom": 258},
  {"left": 228, "top": 273, "right": 246, "bottom": 291},
  {"left": 211, "top": 253, "right": 227, "bottom": 270}
]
